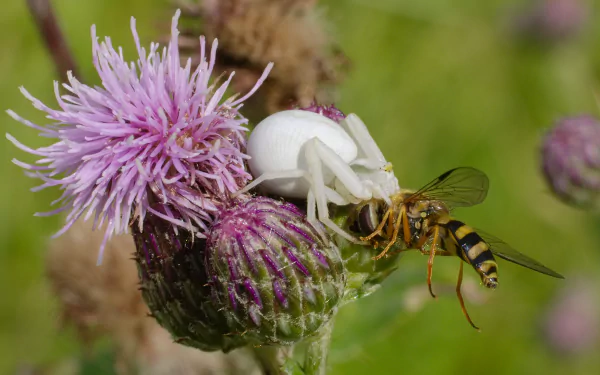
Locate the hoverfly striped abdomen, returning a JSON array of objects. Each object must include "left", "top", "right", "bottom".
[{"left": 444, "top": 219, "right": 499, "bottom": 289}]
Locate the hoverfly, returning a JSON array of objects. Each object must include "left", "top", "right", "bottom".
[{"left": 349, "top": 167, "right": 564, "bottom": 330}]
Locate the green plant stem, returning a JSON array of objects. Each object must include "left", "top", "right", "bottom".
[
  {"left": 253, "top": 345, "right": 294, "bottom": 375},
  {"left": 302, "top": 316, "right": 335, "bottom": 375}
]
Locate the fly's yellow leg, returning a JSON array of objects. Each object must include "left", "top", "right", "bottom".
[
  {"left": 401, "top": 207, "right": 411, "bottom": 247},
  {"left": 424, "top": 226, "right": 441, "bottom": 298},
  {"left": 372, "top": 205, "right": 407, "bottom": 260},
  {"left": 362, "top": 207, "right": 392, "bottom": 242},
  {"left": 456, "top": 261, "right": 481, "bottom": 331}
]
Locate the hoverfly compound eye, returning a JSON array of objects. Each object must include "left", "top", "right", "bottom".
[
  {"left": 357, "top": 202, "right": 381, "bottom": 235},
  {"left": 236, "top": 109, "right": 401, "bottom": 244}
]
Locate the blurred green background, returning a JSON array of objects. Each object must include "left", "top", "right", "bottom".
[{"left": 2, "top": 0, "right": 600, "bottom": 374}]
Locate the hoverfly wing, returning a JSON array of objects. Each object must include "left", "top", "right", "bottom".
[
  {"left": 406, "top": 167, "right": 489, "bottom": 209},
  {"left": 478, "top": 230, "right": 564, "bottom": 279}
]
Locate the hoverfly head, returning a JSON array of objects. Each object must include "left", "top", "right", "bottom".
[{"left": 350, "top": 199, "right": 387, "bottom": 237}]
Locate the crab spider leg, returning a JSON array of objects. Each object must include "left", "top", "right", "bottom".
[
  {"left": 307, "top": 189, "right": 316, "bottom": 222},
  {"left": 305, "top": 139, "right": 361, "bottom": 243},
  {"left": 324, "top": 186, "right": 348, "bottom": 206},
  {"left": 342, "top": 114, "right": 388, "bottom": 169},
  {"left": 310, "top": 138, "right": 372, "bottom": 200},
  {"left": 306, "top": 189, "right": 329, "bottom": 241},
  {"left": 364, "top": 180, "right": 392, "bottom": 205},
  {"left": 306, "top": 189, "right": 356, "bottom": 242},
  {"left": 233, "top": 169, "right": 307, "bottom": 197}
]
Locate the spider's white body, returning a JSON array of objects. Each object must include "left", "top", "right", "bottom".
[{"left": 239, "top": 110, "right": 400, "bottom": 241}]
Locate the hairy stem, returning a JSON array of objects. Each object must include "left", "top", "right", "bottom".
[
  {"left": 26, "top": 0, "right": 80, "bottom": 80},
  {"left": 253, "top": 345, "right": 294, "bottom": 375},
  {"left": 303, "top": 316, "right": 335, "bottom": 375}
]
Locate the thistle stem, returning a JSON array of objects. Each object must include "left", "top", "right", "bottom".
[
  {"left": 26, "top": 0, "right": 80, "bottom": 80},
  {"left": 253, "top": 346, "right": 294, "bottom": 375},
  {"left": 302, "top": 316, "right": 335, "bottom": 375}
]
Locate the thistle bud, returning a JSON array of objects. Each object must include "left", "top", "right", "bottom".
[
  {"left": 205, "top": 196, "right": 346, "bottom": 346},
  {"left": 133, "top": 207, "right": 248, "bottom": 352},
  {"left": 541, "top": 115, "right": 600, "bottom": 208}
]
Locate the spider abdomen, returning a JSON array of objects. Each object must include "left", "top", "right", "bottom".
[{"left": 247, "top": 110, "right": 358, "bottom": 197}]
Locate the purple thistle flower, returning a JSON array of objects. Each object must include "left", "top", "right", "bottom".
[{"left": 6, "top": 10, "right": 273, "bottom": 263}]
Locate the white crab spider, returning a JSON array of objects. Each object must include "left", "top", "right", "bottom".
[{"left": 235, "top": 109, "right": 400, "bottom": 242}]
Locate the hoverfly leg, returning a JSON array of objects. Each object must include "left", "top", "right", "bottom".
[
  {"left": 372, "top": 205, "right": 406, "bottom": 260},
  {"left": 425, "top": 226, "right": 441, "bottom": 298},
  {"left": 456, "top": 261, "right": 481, "bottom": 331},
  {"left": 385, "top": 206, "right": 395, "bottom": 238},
  {"left": 362, "top": 207, "right": 392, "bottom": 242},
  {"left": 401, "top": 207, "right": 411, "bottom": 246},
  {"left": 372, "top": 241, "right": 393, "bottom": 260}
]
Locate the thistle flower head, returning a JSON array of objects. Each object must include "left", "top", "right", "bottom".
[
  {"left": 541, "top": 115, "right": 600, "bottom": 207},
  {"left": 7, "top": 10, "right": 272, "bottom": 263},
  {"left": 205, "top": 196, "right": 346, "bottom": 346}
]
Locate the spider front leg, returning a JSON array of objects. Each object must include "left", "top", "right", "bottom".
[
  {"left": 341, "top": 114, "right": 388, "bottom": 169},
  {"left": 304, "top": 138, "right": 370, "bottom": 243},
  {"left": 342, "top": 114, "right": 399, "bottom": 202},
  {"left": 233, "top": 169, "right": 307, "bottom": 197}
]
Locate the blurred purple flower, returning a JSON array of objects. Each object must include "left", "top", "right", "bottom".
[
  {"left": 6, "top": 10, "right": 272, "bottom": 263},
  {"left": 514, "top": 0, "right": 588, "bottom": 42},
  {"left": 542, "top": 280, "right": 599, "bottom": 355},
  {"left": 541, "top": 115, "right": 600, "bottom": 207}
]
